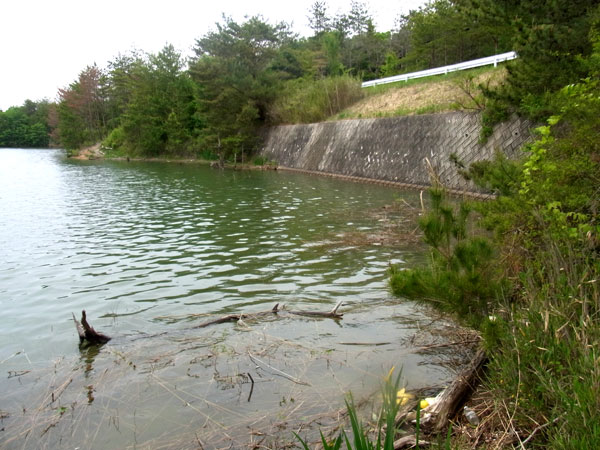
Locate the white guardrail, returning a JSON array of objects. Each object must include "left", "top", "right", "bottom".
[{"left": 361, "top": 51, "right": 517, "bottom": 88}]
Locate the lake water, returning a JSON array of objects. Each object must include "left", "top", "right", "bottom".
[{"left": 0, "top": 149, "right": 466, "bottom": 448}]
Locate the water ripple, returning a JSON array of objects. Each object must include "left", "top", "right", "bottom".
[{"left": 0, "top": 149, "right": 425, "bottom": 363}]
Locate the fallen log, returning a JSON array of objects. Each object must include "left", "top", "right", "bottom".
[
  {"left": 421, "top": 347, "right": 488, "bottom": 432},
  {"left": 72, "top": 310, "right": 111, "bottom": 344},
  {"left": 193, "top": 301, "right": 344, "bottom": 329}
]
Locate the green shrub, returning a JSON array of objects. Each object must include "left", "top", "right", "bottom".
[
  {"left": 252, "top": 156, "right": 268, "bottom": 166},
  {"left": 194, "top": 147, "right": 218, "bottom": 161},
  {"left": 390, "top": 189, "right": 504, "bottom": 325},
  {"left": 102, "top": 126, "right": 126, "bottom": 151}
]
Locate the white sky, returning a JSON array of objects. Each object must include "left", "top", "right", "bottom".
[{"left": 0, "top": 0, "right": 426, "bottom": 111}]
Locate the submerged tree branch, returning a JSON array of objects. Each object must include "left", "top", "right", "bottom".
[{"left": 193, "top": 302, "right": 344, "bottom": 329}]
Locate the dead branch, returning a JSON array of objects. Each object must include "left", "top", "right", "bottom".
[
  {"left": 73, "top": 313, "right": 85, "bottom": 339},
  {"left": 47, "top": 377, "right": 73, "bottom": 407},
  {"left": 247, "top": 372, "right": 255, "bottom": 402},
  {"left": 248, "top": 352, "right": 311, "bottom": 386},
  {"left": 521, "top": 414, "right": 563, "bottom": 446},
  {"left": 338, "top": 342, "right": 390, "bottom": 346},
  {"left": 285, "top": 300, "right": 344, "bottom": 319},
  {"left": 73, "top": 310, "right": 111, "bottom": 344}
]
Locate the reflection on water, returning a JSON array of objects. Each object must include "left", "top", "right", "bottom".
[
  {"left": 79, "top": 344, "right": 103, "bottom": 404},
  {"left": 80, "top": 343, "right": 102, "bottom": 378},
  {"left": 0, "top": 149, "right": 470, "bottom": 449},
  {"left": 81, "top": 345, "right": 99, "bottom": 372}
]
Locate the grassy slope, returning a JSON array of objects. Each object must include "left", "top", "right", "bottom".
[{"left": 332, "top": 66, "right": 507, "bottom": 120}]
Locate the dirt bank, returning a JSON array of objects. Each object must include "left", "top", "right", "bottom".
[{"left": 71, "top": 143, "right": 104, "bottom": 160}]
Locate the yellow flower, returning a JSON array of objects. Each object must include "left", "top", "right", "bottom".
[{"left": 385, "top": 366, "right": 395, "bottom": 382}]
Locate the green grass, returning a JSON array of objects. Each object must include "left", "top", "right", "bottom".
[{"left": 296, "top": 368, "right": 403, "bottom": 449}]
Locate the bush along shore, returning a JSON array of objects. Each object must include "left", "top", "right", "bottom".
[{"left": 387, "top": 46, "right": 600, "bottom": 450}]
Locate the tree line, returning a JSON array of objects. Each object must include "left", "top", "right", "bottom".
[
  {"left": 1, "top": 0, "right": 597, "bottom": 162},
  {"left": 0, "top": 0, "right": 512, "bottom": 155},
  {"left": 3, "top": 1, "right": 599, "bottom": 445},
  {"left": 0, "top": 100, "right": 52, "bottom": 148}
]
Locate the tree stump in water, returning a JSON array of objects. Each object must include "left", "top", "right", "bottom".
[{"left": 73, "top": 310, "right": 111, "bottom": 344}]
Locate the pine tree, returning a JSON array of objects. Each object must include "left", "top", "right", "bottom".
[
  {"left": 308, "top": 1, "right": 331, "bottom": 35},
  {"left": 462, "top": 0, "right": 599, "bottom": 118}
]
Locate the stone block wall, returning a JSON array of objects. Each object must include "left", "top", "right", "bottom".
[{"left": 259, "top": 112, "right": 533, "bottom": 194}]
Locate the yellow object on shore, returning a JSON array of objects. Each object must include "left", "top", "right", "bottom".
[
  {"left": 419, "top": 395, "right": 442, "bottom": 411},
  {"left": 396, "top": 388, "right": 414, "bottom": 406}
]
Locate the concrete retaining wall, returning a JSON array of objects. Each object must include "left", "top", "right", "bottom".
[{"left": 259, "top": 112, "right": 533, "bottom": 194}]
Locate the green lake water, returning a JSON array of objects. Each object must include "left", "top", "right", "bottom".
[{"left": 0, "top": 149, "right": 467, "bottom": 448}]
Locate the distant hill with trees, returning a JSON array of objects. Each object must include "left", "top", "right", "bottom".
[{"left": 0, "top": 100, "right": 52, "bottom": 148}]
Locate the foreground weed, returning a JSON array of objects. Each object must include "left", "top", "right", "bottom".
[{"left": 295, "top": 368, "right": 405, "bottom": 449}]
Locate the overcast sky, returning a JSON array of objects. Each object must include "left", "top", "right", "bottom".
[{"left": 0, "top": 0, "right": 426, "bottom": 111}]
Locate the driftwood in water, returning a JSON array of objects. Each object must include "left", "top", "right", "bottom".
[
  {"left": 72, "top": 310, "right": 111, "bottom": 344},
  {"left": 193, "top": 301, "right": 344, "bottom": 329},
  {"left": 285, "top": 300, "right": 344, "bottom": 319},
  {"left": 193, "top": 303, "right": 281, "bottom": 328},
  {"left": 422, "top": 347, "right": 488, "bottom": 432}
]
